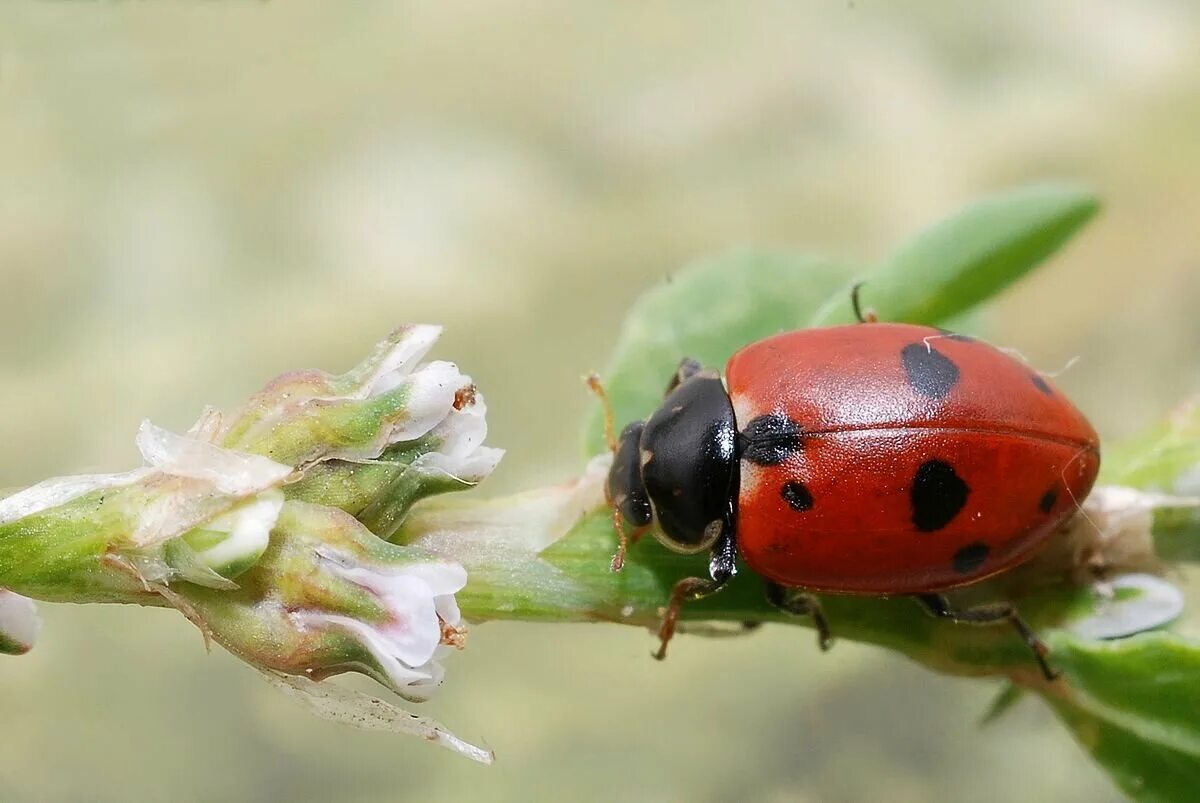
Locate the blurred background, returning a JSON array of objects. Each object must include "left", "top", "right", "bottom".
[{"left": 1, "top": 2, "right": 1198, "bottom": 801}]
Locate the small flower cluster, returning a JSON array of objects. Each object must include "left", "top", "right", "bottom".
[{"left": 0, "top": 326, "right": 501, "bottom": 759}]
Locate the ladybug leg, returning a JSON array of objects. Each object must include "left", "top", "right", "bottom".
[
  {"left": 664, "top": 357, "right": 705, "bottom": 394},
  {"left": 765, "top": 583, "right": 833, "bottom": 651},
  {"left": 653, "top": 527, "right": 737, "bottom": 660},
  {"left": 850, "top": 282, "right": 878, "bottom": 324},
  {"left": 915, "top": 594, "right": 1059, "bottom": 682},
  {"left": 609, "top": 509, "right": 650, "bottom": 572}
]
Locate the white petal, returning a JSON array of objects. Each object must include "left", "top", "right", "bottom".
[
  {"left": 432, "top": 594, "right": 462, "bottom": 627},
  {"left": 386, "top": 361, "right": 466, "bottom": 444},
  {"left": 298, "top": 612, "right": 435, "bottom": 689},
  {"left": 185, "top": 406, "right": 225, "bottom": 442},
  {"left": 362, "top": 325, "right": 443, "bottom": 397},
  {"left": 401, "top": 561, "right": 469, "bottom": 598},
  {"left": 189, "top": 490, "right": 284, "bottom": 574},
  {"left": 420, "top": 391, "right": 504, "bottom": 483},
  {"left": 432, "top": 392, "right": 489, "bottom": 460},
  {"left": 0, "top": 591, "right": 41, "bottom": 653},
  {"left": 325, "top": 565, "right": 446, "bottom": 667},
  {"left": 431, "top": 447, "right": 506, "bottom": 485},
  {"left": 136, "top": 420, "right": 293, "bottom": 496},
  {"left": 402, "top": 562, "right": 468, "bottom": 626},
  {"left": 0, "top": 469, "right": 151, "bottom": 526},
  {"left": 402, "top": 657, "right": 447, "bottom": 700}
]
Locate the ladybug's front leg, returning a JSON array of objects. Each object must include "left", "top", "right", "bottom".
[
  {"left": 765, "top": 582, "right": 833, "bottom": 651},
  {"left": 654, "top": 526, "right": 737, "bottom": 660},
  {"left": 915, "top": 594, "right": 1059, "bottom": 682}
]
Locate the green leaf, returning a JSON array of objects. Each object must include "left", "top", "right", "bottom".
[
  {"left": 585, "top": 187, "right": 1099, "bottom": 455},
  {"left": 1101, "top": 396, "right": 1200, "bottom": 563},
  {"left": 583, "top": 251, "right": 850, "bottom": 454},
  {"left": 1102, "top": 398, "right": 1200, "bottom": 492},
  {"left": 979, "top": 683, "right": 1024, "bottom": 726},
  {"left": 810, "top": 184, "right": 1099, "bottom": 326},
  {"left": 1045, "top": 633, "right": 1200, "bottom": 803}
]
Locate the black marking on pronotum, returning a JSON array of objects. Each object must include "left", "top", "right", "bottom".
[
  {"left": 901, "top": 343, "right": 960, "bottom": 400},
  {"left": 1031, "top": 373, "right": 1053, "bottom": 395},
  {"left": 739, "top": 413, "right": 805, "bottom": 465},
  {"left": 781, "top": 481, "right": 814, "bottom": 512},
  {"left": 952, "top": 542, "right": 990, "bottom": 575},
  {"left": 911, "top": 460, "right": 969, "bottom": 532},
  {"left": 1039, "top": 488, "right": 1057, "bottom": 514}
]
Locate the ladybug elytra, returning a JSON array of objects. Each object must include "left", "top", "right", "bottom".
[{"left": 593, "top": 293, "right": 1100, "bottom": 680}]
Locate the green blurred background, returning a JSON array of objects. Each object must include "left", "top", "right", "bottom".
[{"left": 1, "top": 3, "right": 1198, "bottom": 801}]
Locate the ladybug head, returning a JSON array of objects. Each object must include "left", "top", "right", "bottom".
[{"left": 605, "top": 372, "right": 739, "bottom": 554}]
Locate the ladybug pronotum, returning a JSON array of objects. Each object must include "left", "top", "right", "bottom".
[{"left": 594, "top": 293, "right": 1100, "bottom": 680}]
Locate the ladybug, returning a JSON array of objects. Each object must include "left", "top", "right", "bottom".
[{"left": 593, "top": 289, "right": 1100, "bottom": 680}]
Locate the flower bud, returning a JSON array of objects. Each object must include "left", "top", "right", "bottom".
[
  {"left": 0, "top": 590, "right": 41, "bottom": 655},
  {"left": 177, "top": 501, "right": 467, "bottom": 701}
]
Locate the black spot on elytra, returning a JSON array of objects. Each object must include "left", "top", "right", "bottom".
[
  {"left": 952, "top": 542, "right": 990, "bottom": 575},
  {"left": 936, "top": 328, "right": 975, "bottom": 342},
  {"left": 901, "top": 343, "right": 960, "bottom": 400},
  {"left": 781, "top": 481, "right": 813, "bottom": 512},
  {"left": 1031, "top": 374, "right": 1053, "bottom": 395},
  {"left": 1039, "top": 488, "right": 1057, "bottom": 514},
  {"left": 911, "top": 460, "right": 969, "bottom": 532},
  {"left": 739, "top": 414, "right": 804, "bottom": 465}
]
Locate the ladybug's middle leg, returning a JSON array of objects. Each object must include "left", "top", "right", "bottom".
[
  {"left": 915, "top": 593, "right": 1059, "bottom": 682},
  {"left": 654, "top": 526, "right": 736, "bottom": 660},
  {"left": 765, "top": 582, "right": 833, "bottom": 651}
]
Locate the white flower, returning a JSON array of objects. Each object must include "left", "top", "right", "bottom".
[
  {"left": 418, "top": 390, "right": 505, "bottom": 486},
  {"left": 297, "top": 550, "right": 468, "bottom": 701}
]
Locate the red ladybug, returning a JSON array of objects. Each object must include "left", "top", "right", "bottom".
[{"left": 595, "top": 293, "right": 1100, "bottom": 680}]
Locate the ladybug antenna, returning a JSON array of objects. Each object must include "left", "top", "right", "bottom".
[
  {"left": 585, "top": 373, "right": 618, "bottom": 453},
  {"left": 850, "top": 282, "right": 877, "bottom": 324}
]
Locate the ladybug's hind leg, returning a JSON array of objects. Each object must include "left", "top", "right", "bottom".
[
  {"left": 765, "top": 583, "right": 833, "bottom": 651},
  {"left": 915, "top": 594, "right": 1058, "bottom": 682},
  {"left": 654, "top": 527, "right": 737, "bottom": 660}
]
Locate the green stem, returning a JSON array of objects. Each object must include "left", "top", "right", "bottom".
[
  {"left": 400, "top": 490, "right": 1102, "bottom": 683},
  {"left": 0, "top": 490, "right": 152, "bottom": 603}
]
